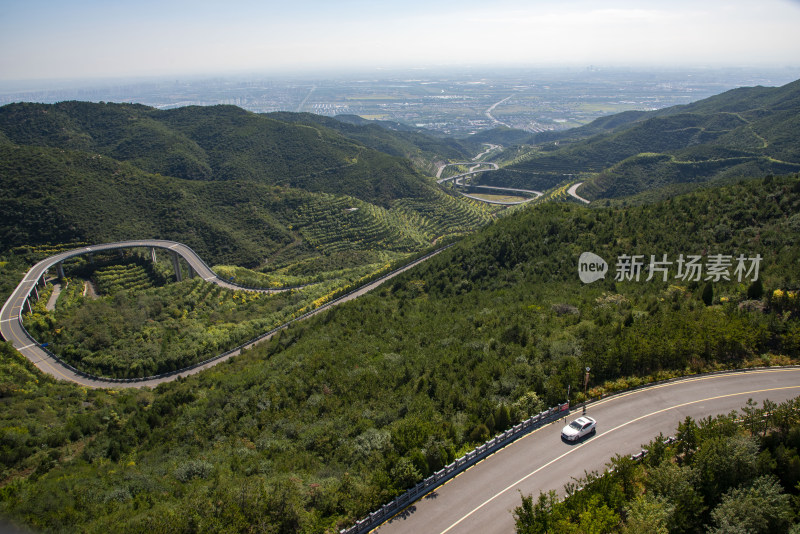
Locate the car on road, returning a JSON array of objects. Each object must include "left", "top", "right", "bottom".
[{"left": 561, "top": 416, "right": 596, "bottom": 442}]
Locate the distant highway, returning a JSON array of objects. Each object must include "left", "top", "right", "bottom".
[
  {"left": 436, "top": 161, "right": 499, "bottom": 184},
  {"left": 567, "top": 182, "right": 591, "bottom": 204},
  {"left": 485, "top": 96, "right": 512, "bottom": 127},
  {"left": 451, "top": 167, "right": 543, "bottom": 205},
  {"left": 437, "top": 160, "right": 542, "bottom": 205},
  {"left": 436, "top": 162, "right": 498, "bottom": 183},
  {"left": 438, "top": 147, "right": 590, "bottom": 206},
  {"left": 472, "top": 144, "right": 501, "bottom": 161},
  {"left": 0, "top": 240, "right": 450, "bottom": 388},
  {"left": 376, "top": 368, "right": 800, "bottom": 534}
]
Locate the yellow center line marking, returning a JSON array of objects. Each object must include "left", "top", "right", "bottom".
[{"left": 439, "top": 384, "right": 800, "bottom": 534}]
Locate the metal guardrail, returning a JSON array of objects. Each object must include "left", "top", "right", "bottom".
[
  {"left": 565, "top": 436, "right": 678, "bottom": 498},
  {"left": 629, "top": 436, "right": 676, "bottom": 462},
  {"left": 16, "top": 243, "right": 455, "bottom": 385},
  {"left": 339, "top": 401, "right": 570, "bottom": 534}
]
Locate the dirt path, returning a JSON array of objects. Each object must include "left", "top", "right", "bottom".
[
  {"left": 45, "top": 283, "right": 62, "bottom": 311},
  {"left": 83, "top": 279, "right": 99, "bottom": 299}
]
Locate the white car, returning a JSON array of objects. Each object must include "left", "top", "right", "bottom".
[{"left": 561, "top": 416, "right": 596, "bottom": 442}]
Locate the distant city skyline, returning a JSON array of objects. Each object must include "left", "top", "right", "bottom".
[{"left": 2, "top": 0, "right": 800, "bottom": 83}]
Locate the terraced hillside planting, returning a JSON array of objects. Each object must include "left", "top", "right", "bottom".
[
  {"left": 2, "top": 174, "right": 800, "bottom": 534},
  {"left": 20, "top": 246, "right": 403, "bottom": 379},
  {"left": 392, "top": 190, "right": 495, "bottom": 239},
  {"left": 478, "top": 78, "right": 800, "bottom": 200},
  {"left": 215, "top": 250, "right": 407, "bottom": 288},
  {"left": 290, "top": 194, "right": 428, "bottom": 252},
  {"left": 92, "top": 263, "right": 158, "bottom": 295}
]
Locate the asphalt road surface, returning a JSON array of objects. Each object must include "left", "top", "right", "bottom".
[
  {"left": 0, "top": 240, "right": 448, "bottom": 388},
  {"left": 0, "top": 240, "right": 244, "bottom": 387},
  {"left": 376, "top": 367, "right": 800, "bottom": 534},
  {"left": 567, "top": 182, "right": 590, "bottom": 204}
]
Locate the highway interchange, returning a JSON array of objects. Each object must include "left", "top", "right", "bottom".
[{"left": 435, "top": 145, "right": 590, "bottom": 205}]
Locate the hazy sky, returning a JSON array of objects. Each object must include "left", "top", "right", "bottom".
[{"left": 2, "top": 0, "right": 800, "bottom": 80}]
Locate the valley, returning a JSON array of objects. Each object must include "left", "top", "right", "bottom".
[{"left": 1, "top": 78, "right": 800, "bottom": 534}]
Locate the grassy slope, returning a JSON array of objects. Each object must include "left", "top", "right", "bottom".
[{"left": 1, "top": 174, "right": 799, "bottom": 532}]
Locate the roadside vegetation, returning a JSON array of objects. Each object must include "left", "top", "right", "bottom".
[
  {"left": 515, "top": 396, "right": 800, "bottom": 534},
  {"left": 19, "top": 249, "right": 405, "bottom": 379},
  {"left": 1, "top": 174, "right": 799, "bottom": 532},
  {"left": 0, "top": 102, "right": 492, "bottom": 268}
]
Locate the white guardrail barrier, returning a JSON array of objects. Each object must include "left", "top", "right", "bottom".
[{"left": 340, "top": 401, "right": 570, "bottom": 534}]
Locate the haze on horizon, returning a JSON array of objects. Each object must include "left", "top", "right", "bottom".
[{"left": 2, "top": 0, "right": 800, "bottom": 83}]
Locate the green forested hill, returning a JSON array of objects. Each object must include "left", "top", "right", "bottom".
[
  {"left": 266, "top": 112, "right": 476, "bottom": 174},
  {"left": 1, "top": 174, "right": 798, "bottom": 532},
  {"left": 0, "top": 142, "right": 493, "bottom": 266},
  {"left": 490, "top": 79, "right": 800, "bottom": 199},
  {"left": 0, "top": 102, "right": 442, "bottom": 207},
  {"left": 0, "top": 142, "right": 289, "bottom": 265},
  {"left": 0, "top": 103, "right": 493, "bottom": 265}
]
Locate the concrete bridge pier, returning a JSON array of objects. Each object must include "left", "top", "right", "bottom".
[
  {"left": 188, "top": 265, "right": 196, "bottom": 278},
  {"left": 23, "top": 297, "right": 33, "bottom": 315},
  {"left": 32, "top": 285, "right": 39, "bottom": 301},
  {"left": 150, "top": 248, "right": 157, "bottom": 264},
  {"left": 56, "top": 262, "right": 65, "bottom": 280},
  {"left": 170, "top": 251, "right": 183, "bottom": 282}
]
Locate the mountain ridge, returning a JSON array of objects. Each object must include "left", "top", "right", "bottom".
[
  {"left": 480, "top": 78, "right": 800, "bottom": 199},
  {"left": 0, "top": 103, "right": 493, "bottom": 265}
]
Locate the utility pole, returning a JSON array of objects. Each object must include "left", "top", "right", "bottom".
[{"left": 583, "top": 367, "right": 590, "bottom": 414}]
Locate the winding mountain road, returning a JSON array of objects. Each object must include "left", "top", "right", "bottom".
[
  {"left": 0, "top": 240, "right": 265, "bottom": 388},
  {"left": 437, "top": 147, "right": 590, "bottom": 206},
  {"left": 0, "top": 240, "right": 449, "bottom": 389},
  {"left": 375, "top": 367, "right": 800, "bottom": 534},
  {"left": 437, "top": 160, "right": 542, "bottom": 205},
  {"left": 451, "top": 169, "right": 543, "bottom": 205},
  {"left": 567, "top": 182, "right": 590, "bottom": 204}
]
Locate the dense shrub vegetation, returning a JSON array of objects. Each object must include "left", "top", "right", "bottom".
[
  {"left": 482, "top": 79, "right": 800, "bottom": 200},
  {"left": 1, "top": 174, "right": 799, "bottom": 532},
  {"left": 0, "top": 103, "right": 492, "bottom": 267},
  {"left": 21, "top": 250, "right": 399, "bottom": 379},
  {"left": 514, "top": 397, "right": 800, "bottom": 533}
]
